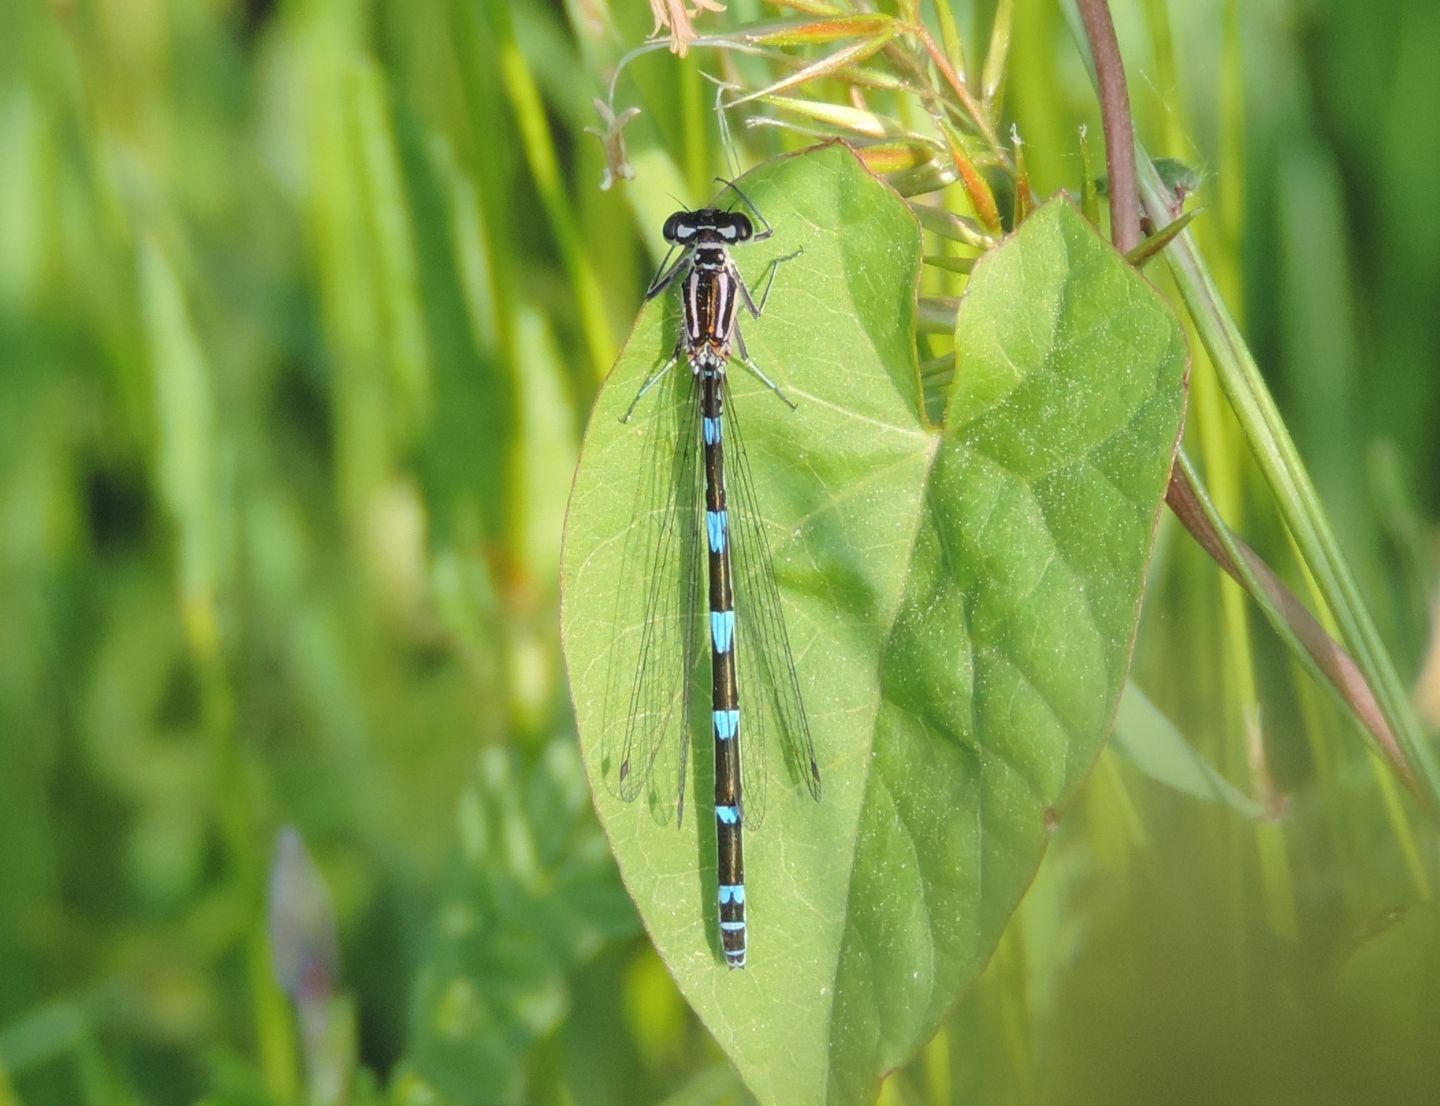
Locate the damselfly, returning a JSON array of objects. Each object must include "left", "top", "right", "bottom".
[{"left": 603, "top": 185, "right": 822, "bottom": 969}]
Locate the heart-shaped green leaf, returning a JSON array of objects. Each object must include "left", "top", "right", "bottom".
[{"left": 561, "top": 144, "right": 1186, "bottom": 1104}]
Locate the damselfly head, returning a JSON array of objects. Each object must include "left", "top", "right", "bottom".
[{"left": 662, "top": 208, "right": 754, "bottom": 246}]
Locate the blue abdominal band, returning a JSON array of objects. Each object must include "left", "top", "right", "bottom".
[
  {"left": 706, "top": 509, "right": 728, "bottom": 553},
  {"left": 710, "top": 609, "right": 734, "bottom": 653}
]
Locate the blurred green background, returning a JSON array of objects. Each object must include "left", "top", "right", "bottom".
[{"left": 2, "top": 0, "right": 1439, "bottom": 1103}]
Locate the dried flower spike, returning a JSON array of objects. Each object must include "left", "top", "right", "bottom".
[
  {"left": 585, "top": 98, "right": 643, "bottom": 190},
  {"left": 648, "top": 0, "right": 727, "bottom": 57}
]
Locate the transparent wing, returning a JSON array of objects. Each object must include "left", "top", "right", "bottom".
[
  {"left": 600, "top": 362, "right": 704, "bottom": 827},
  {"left": 723, "top": 377, "right": 823, "bottom": 832}
]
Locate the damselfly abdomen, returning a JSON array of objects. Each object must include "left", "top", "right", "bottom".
[{"left": 603, "top": 189, "right": 822, "bottom": 969}]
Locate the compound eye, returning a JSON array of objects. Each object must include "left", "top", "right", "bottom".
[
  {"left": 661, "top": 212, "right": 682, "bottom": 242},
  {"left": 732, "top": 215, "right": 754, "bottom": 241}
]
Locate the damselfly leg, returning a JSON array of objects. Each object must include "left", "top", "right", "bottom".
[
  {"left": 733, "top": 329, "right": 797, "bottom": 411},
  {"left": 620, "top": 353, "right": 680, "bottom": 424}
]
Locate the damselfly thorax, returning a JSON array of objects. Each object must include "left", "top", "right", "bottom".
[{"left": 667, "top": 212, "right": 751, "bottom": 373}]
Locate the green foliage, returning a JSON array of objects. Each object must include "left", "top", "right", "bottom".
[
  {"left": 1111, "top": 682, "right": 1264, "bottom": 818},
  {"left": 832, "top": 196, "right": 1184, "bottom": 1100},
  {"left": 565, "top": 148, "right": 1186, "bottom": 1099},
  {"left": 400, "top": 747, "right": 637, "bottom": 1105}
]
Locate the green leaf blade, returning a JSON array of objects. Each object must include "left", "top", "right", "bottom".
[
  {"left": 563, "top": 162, "right": 1186, "bottom": 1103},
  {"left": 828, "top": 200, "right": 1187, "bottom": 1100}
]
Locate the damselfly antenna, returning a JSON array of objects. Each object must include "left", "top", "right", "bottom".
[{"left": 712, "top": 176, "right": 775, "bottom": 241}]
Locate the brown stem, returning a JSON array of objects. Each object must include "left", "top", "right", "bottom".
[
  {"left": 1075, "top": 0, "right": 1141, "bottom": 253},
  {"left": 910, "top": 22, "right": 1003, "bottom": 154},
  {"left": 1075, "top": 0, "right": 1416, "bottom": 791},
  {"left": 1166, "top": 467, "right": 1415, "bottom": 791}
]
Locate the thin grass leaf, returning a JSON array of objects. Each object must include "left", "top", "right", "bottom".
[
  {"left": 931, "top": 0, "right": 970, "bottom": 86},
  {"left": 1112, "top": 682, "right": 1266, "bottom": 818},
  {"left": 853, "top": 141, "right": 943, "bottom": 175},
  {"left": 917, "top": 295, "right": 960, "bottom": 333},
  {"left": 765, "top": 0, "right": 846, "bottom": 15},
  {"left": 726, "top": 32, "right": 899, "bottom": 108},
  {"left": 513, "top": 306, "right": 579, "bottom": 592},
  {"left": 827, "top": 61, "right": 917, "bottom": 94},
  {"left": 739, "top": 15, "right": 894, "bottom": 47},
  {"left": 754, "top": 96, "right": 915, "bottom": 140},
  {"left": 919, "top": 352, "right": 956, "bottom": 413},
  {"left": 137, "top": 232, "right": 222, "bottom": 660},
  {"left": 981, "top": 0, "right": 1014, "bottom": 106},
  {"left": 919, "top": 352, "right": 956, "bottom": 380},
  {"left": 0, "top": 991, "right": 114, "bottom": 1077},
  {"left": 489, "top": 0, "right": 614, "bottom": 381},
  {"left": 908, "top": 201, "right": 994, "bottom": 249},
  {"left": 887, "top": 159, "right": 960, "bottom": 197},
  {"left": 922, "top": 253, "right": 978, "bottom": 275},
  {"left": 1124, "top": 208, "right": 1198, "bottom": 268},
  {"left": 350, "top": 60, "right": 432, "bottom": 434}
]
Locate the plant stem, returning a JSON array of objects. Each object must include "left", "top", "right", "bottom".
[
  {"left": 1071, "top": 0, "right": 1439, "bottom": 810},
  {"left": 1074, "top": 0, "right": 1140, "bottom": 253}
]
